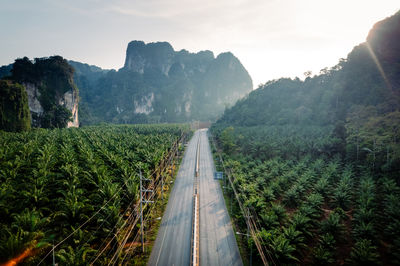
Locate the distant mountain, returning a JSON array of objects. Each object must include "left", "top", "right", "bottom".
[
  {"left": 68, "top": 60, "right": 110, "bottom": 125},
  {"left": 214, "top": 11, "right": 400, "bottom": 171},
  {"left": 0, "top": 64, "right": 12, "bottom": 79},
  {"left": 73, "top": 41, "right": 252, "bottom": 125}
]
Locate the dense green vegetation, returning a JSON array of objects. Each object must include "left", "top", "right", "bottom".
[
  {"left": 11, "top": 56, "right": 75, "bottom": 94},
  {"left": 0, "top": 64, "right": 12, "bottom": 79},
  {"left": 0, "top": 124, "right": 189, "bottom": 265},
  {"left": 0, "top": 80, "right": 31, "bottom": 132},
  {"left": 211, "top": 11, "right": 400, "bottom": 265},
  {"left": 218, "top": 11, "right": 400, "bottom": 173},
  {"left": 212, "top": 129, "right": 400, "bottom": 264}
]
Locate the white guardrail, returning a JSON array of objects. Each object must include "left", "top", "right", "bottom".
[
  {"left": 191, "top": 135, "right": 200, "bottom": 266},
  {"left": 192, "top": 194, "right": 199, "bottom": 266}
]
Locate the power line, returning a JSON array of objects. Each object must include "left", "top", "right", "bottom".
[
  {"left": 39, "top": 132, "right": 186, "bottom": 265},
  {"left": 37, "top": 188, "right": 122, "bottom": 265},
  {"left": 209, "top": 134, "right": 274, "bottom": 266},
  {"left": 101, "top": 134, "right": 183, "bottom": 265},
  {"left": 90, "top": 194, "right": 140, "bottom": 265}
]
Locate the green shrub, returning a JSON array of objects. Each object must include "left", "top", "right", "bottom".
[{"left": 0, "top": 80, "right": 31, "bottom": 132}]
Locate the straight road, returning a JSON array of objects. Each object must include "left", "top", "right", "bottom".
[
  {"left": 198, "top": 129, "right": 243, "bottom": 266},
  {"left": 148, "top": 131, "right": 199, "bottom": 266},
  {"left": 148, "top": 129, "right": 242, "bottom": 266}
]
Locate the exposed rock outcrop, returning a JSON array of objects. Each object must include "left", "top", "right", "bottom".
[
  {"left": 3, "top": 56, "right": 80, "bottom": 128},
  {"left": 134, "top": 93, "right": 154, "bottom": 114},
  {"left": 25, "top": 82, "right": 43, "bottom": 114},
  {"left": 69, "top": 41, "right": 253, "bottom": 124},
  {"left": 124, "top": 41, "right": 175, "bottom": 75},
  {"left": 24, "top": 82, "right": 43, "bottom": 127},
  {"left": 61, "top": 89, "right": 79, "bottom": 127},
  {"left": 23, "top": 82, "right": 79, "bottom": 128}
]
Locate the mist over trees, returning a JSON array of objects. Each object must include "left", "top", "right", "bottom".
[
  {"left": 71, "top": 41, "right": 252, "bottom": 125},
  {"left": 211, "top": 11, "right": 400, "bottom": 264},
  {"left": 217, "top": 11, "right": 400, "bottom": 172}
]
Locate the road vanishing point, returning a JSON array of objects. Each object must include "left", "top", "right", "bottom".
[{"left": 148, "top": 129, "right": 242, "bottom": 266}]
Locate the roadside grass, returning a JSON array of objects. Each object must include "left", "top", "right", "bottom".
[
  {"left": 219, "top": 179, "right": 251, "bottom": 266},
  {"left": 127, "top": 143, "right": 185, "bottom": 265},
  {"left": 209, "top": 133, "right": 250, "bottom": 266}
]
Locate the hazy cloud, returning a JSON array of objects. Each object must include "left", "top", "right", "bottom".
[{"left": 0, "top": 0, "right": 399, "bottom": 86}]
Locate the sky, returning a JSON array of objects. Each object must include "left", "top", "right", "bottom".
[{"left": 0, "top": 0, "right": 399, "bottom": 88}]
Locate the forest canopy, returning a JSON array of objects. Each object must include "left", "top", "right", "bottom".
[
  {"left": 210, "top": 11, "right": 400, "bottom": 265},
  {"left": 216, "top": 11, "right": 400, "bottom": 172}
]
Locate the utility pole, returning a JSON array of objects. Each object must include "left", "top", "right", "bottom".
[
  {"left": 224, "top": 170, "right": 227, "bottom": 189},
  {"left": 52, "top": 243, "right": 55, "bottom": 266},
  {"left": 161, "top": 173, "right": 164, "bottom": 201},
  {"left": 249, "top": 228, "right": 253, "bottom": 266},
  {"left": 140, "top": 171, "right": 144, "bottom": 253},
  {"left": 246, "top": 209, "right": 253, "bottom": 266},
  {"left": 140, "top": 170, "right": 153, "bottom": 253},
  {"left": 230, "top": 190, "right": 233, "bottom": 215}
]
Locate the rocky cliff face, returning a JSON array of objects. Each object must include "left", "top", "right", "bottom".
[
  {"left": 24, "top": 82, "right": 43, "bottom": 127},
  {"left": 134, "top": 92, "right": 154, "bottom": 114},
  {"left": 61, "top": 89, "right": 79, "bottom": 127},
  {"left": 201, "top": 52, "right": 253, "bottom": 111},
  {"left": 4, "top": 56, "right": 80, "bottom": 128},
  {"left": 124, "top": 41, "right": 175, "bottom": 75},
  {"left": 123, "top": 41, "right": 217, "bottom": 78},
  {"left": 23, "top": 82, "right": 79, "bottom": 128},
  {"left": 24, "top": 83, "right": 43, "bottom": 114},
  {"left": 73, "top": 41, "right": 253, "bottom": 124},
  {"left": 121, "top": 41, "right": 252, "bottom": 121}
]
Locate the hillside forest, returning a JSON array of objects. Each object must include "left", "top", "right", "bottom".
[{"left": 211, "top": 11, "right": 400, "bottom": 265}]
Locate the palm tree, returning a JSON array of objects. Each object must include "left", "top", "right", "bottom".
[
  {"left": 270, "top": 203, "right": 287, "bottom": 225},
  {"left": 283, "top": 225, "right": 305, "bottom": 248},
  {"left": 56, "top": 245, "right": 96, "bottom": 266},
  {"left": 269, "top": 234, "right": 299, "bottom": 263},
  {"left": 313, "top": 245, "right": 334, "bottom": 265},
  {"left": 348, "top": 239, "right": 379, "bottom": 265},
  {"left": 332, "top": 189, "right": 352, "bottom": 210},
  {"left": 11, "top": 209, "right": 48, "bottom": 233},
  {"left": 291, "top": 213, "right": 312, "bottom": 237},
  {"left": 321, "top": 212, "right": 344, "bottom": 239},
  {"left": 353, "top": 221, "right": 376, "bottom": 240},
  {"left": 0, "top": 228, "right": 43, "bottom": 262}
]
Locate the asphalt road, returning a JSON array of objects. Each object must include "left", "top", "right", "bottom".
[
  {"left": 148, "top": 129, "right": 242, "bottom": 266},
  {"left": 148, "top": 131, "right": 199, "bottom": 266},
  {"left": 198, "top": 129, "right": 243, "bottom": 266}
]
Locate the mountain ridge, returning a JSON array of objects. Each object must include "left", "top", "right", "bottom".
[
  {"left": 73, "top": 40, "right": 252, "bottom": 125},
  {"left": 213, "top": 10, "right": 400, "bottom": 171}
]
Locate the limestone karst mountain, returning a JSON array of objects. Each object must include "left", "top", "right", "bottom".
[
  {"left": 0, "top": 56, "right": 79, "bottom": 130},
  {"left": 73, "top": 41, "right": 253, "bottom": 125},
  {"left": 0, "top": 41, "right": 252, "bottom": 127}
]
